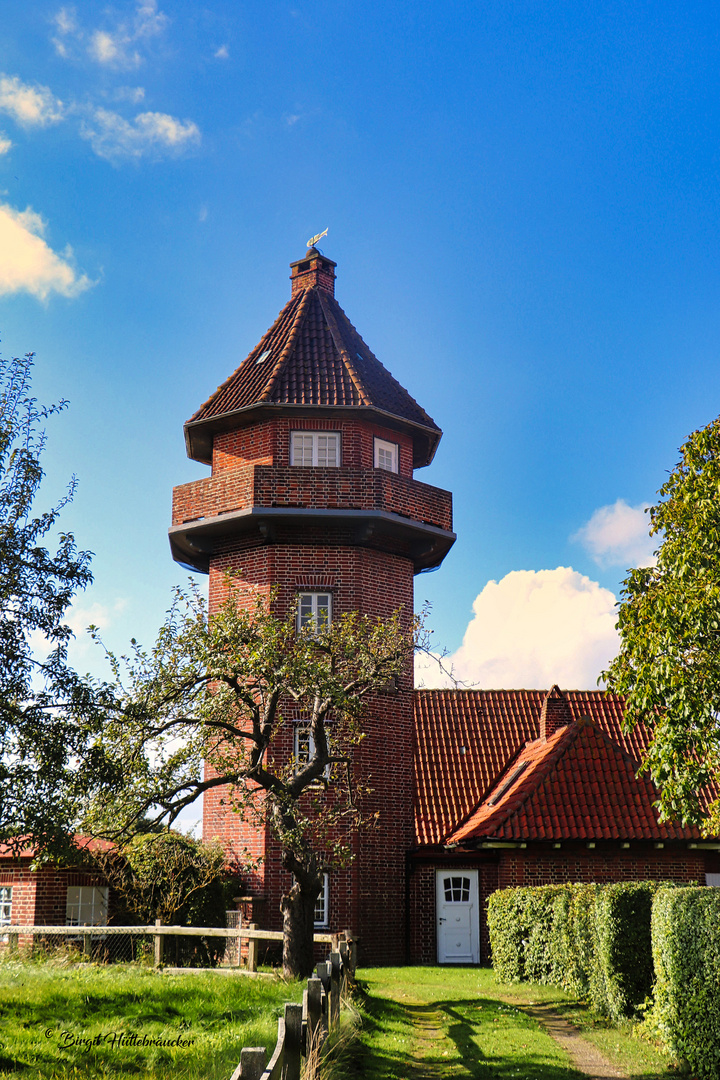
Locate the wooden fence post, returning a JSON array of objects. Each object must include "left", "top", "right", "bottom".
[
  {"left": 8, "top": 932, "right": 18, "bottom": 952},
  {"left": 329, "top": 951, "right": 341, "bottom": 1027},
  {"left": 306, "top": 974, "right": 323, "bottom": 1046},
  {"left": 283, "top": 1003, "right": 303, "bottom": 1080},
  {"left": 232, "top": 1046, "right": 266, "bottom": 1080},
  {"left": 153, "top": 919, "right": 164, "bottom": 968},
  {"left": 83, "top": 933, "right": 92, "bottom": 958},
  {"left": 345, "top": 929, "right": 358, "bottom": 975},
  {"left": 247, "top": 923, "right": 258, "bottom": 973}
]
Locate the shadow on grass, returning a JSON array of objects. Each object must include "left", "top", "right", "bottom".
[{"left": 347, "top": 985, "right": 586, "bottom": 1080}]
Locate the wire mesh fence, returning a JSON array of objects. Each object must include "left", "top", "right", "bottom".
[
  {"left": 2, "top": 915, "right": 335, "bottom": 968},
  {"left": 2, "top": 915, "right": 243, "bottom": 967}
]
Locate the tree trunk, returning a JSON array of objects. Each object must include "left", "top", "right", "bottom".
[{"left": 281, "top": 880, "right": 318, "bottom": 978}]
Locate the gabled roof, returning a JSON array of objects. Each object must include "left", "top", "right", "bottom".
[
  {"left": 185, "top": 252, "right": 442, "bottom": 467},
  {"left": 446, "top": 716, "right": 703, "bottom": 845},
  {"left": 412, "top": 688, "right": 669, "bottom": 847}
]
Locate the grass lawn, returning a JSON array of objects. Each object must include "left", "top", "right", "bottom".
[
  {"left": 338, "top": 967, "right": 675, "bottom": 1080},
  {"left": 343, "top": 967, "right": 585, "bottom": 1079},
  {"left": 0, "top": 958, "right": 303, "bottom": 1079}
]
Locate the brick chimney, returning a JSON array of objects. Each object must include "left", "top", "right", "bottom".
[
  {"left": 290, "top": 247, "right": 337, "bottom": 297},
  {"left": 539, "top": 685, "right": 572, "bottom": 742}
]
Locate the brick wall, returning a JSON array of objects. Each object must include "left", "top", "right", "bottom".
[
  {"left": 211, "top": 417, "right": 416, "bottom": 478},
  {"left": 496, "top": 843, "right": 708, "bottom": 889},
  {"left": 203, "top": 529, "right": 417, "bottom": 965},
  {"left": 0, "top": 861, "right": 109, "bottom": 932},
  {"left": 407, "top": 844, "right": 711, "bottom": 968},
  {"left": 172, "top": 466, "right": 452, "bottom": 533}
]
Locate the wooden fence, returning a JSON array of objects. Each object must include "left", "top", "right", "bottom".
[
  {"left": 231, "top": 931, "right": 357, "bottom": 1080},
  {"left": 2, "top": 924, "right": 335, "bottom": 970}
]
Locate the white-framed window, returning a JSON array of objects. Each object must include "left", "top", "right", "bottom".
[
  {"left": 0, "top": 886, "right": 11, "bottom": 928},
  {"left": 374, "top": 438, "right": 398, "bottom": 473},
  {"left": 291, "top": 432, "right": 340, "bottom": 467},
  {"left": 297, "top": 592, "right": 332, "bottom": 634},
  {"left": 294, "top": 725, "right": 331, "bottom": 780},
  {"left": 66, "top": 885, "right": 109, "bottom": 928},
  {"left": 314, "top": 873, "right": 330, "bottom": 927}
]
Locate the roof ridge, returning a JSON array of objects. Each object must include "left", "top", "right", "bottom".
[
  {"left": 489, "top": 723, "right": 579, "bottom": 833},
  {"left": 188, "top": 292, "right": 303, "bottom": 423},
  {"left": 316, "top": 289, "right": 372, "bottom": 407},
  {"left": 326, "top": 294, "right": 438, "bottom": 428},
  {"left": 257, "top": 284, "right": 313, "bottom": 403}
]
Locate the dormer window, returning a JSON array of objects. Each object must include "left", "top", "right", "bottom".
[
  {"left": 291, "top": 432, "right": 340, "bottom": 467},
  {"left": 374, "top": 438, "right": 398, "bottom": 473}
]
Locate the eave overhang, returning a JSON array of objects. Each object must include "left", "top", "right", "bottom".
[
  {"left": 184, "top": 403, "right": 442, "bottom": 471},
  {"left": 169, "top": 505, "right": 456, "bottom": 575}
]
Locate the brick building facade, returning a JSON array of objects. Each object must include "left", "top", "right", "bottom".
[
  {"left": 5, "top": 247, "right": 713, "bottom": 963},
  {"left": 166, "top": 246, "right": 720, "bottom": 967}
]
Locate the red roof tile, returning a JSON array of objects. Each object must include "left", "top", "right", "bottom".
[
  {"left": 447, "top": 716, "right": 703, "bottom": 844},
  {"left": 412, "top": 688, "right": 692, "bottom": 847}
]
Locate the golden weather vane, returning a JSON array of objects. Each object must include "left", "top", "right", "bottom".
[{"left": 307, "top": 227, "right": 328, "bottom": 248}]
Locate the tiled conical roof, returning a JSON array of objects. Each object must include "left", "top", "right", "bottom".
[{"left": 185, "top": 248, "right": 442, "bottom": 466}]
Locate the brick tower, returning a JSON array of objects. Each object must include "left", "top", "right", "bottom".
[{"left": 169, "top": 247, "right": 454, "bottom": 963}]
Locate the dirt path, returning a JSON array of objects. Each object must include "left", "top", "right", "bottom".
[
  {"left": 518, "top": 1002, "right": 628, "bottom": 1079},
  {"left": 405, "top": 995, "right": 629, "bottom": 1079}
]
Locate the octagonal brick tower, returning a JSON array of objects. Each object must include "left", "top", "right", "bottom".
[{"left": 170, "top": 247, "right": 455, "bottom": 964}]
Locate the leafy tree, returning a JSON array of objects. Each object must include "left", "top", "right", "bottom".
[
  {"left": 85, "top": 581, "right": 417, "bottom": 977},
  {"left": 0, "top": 351, "right": 103, "bottom": 854},
  {"left": 95, "top": 831, "right": 229, "bottom": 926},
  {"left": 603, "top": 416, "right": 720, "bottom": 832}
]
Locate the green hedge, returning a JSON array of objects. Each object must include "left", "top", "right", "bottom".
[
  {"left": 488, "top": 881, "right": 664, "bottom": 1019},
  {"left": 592, "top": 881, "right": 661, "bottom": 1019},
  {"left": 651, "top": 887, "right": 720, "bottom": 1077}
]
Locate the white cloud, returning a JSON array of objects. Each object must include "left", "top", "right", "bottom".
[
  {"left": 52, "top": 1, "right": 168, "bottom": 69},
  {"left": 0, "top": 203, "right": 93, "bottom": 301},
  {"left": 80, "top": 107, "right": 200, "bottom": 162},
  {"left": 0, "top": 75, "right": 64, "bottom": 127},
  {"left": 416, "top": 567, "right": 619, "bottom": 691},
  {"left": 0, "top": 133, "right": 11, "bottom": 155},
  {"left": 214, "top": 45, "right": 229, "bottom": 59},
  {"left": 109, "top": 85, "right": 146, "bottom": 104},
  {"left": 65, "top": 599, "right": 127, "bottom": 636},
  {"left": 573, "top": 499, "right": 656, "bottom": 569},
  {"left": 198, "top": 204, "right": 208, "bottom": 222}
]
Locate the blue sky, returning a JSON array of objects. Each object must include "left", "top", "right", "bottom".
[{"left": 2, "top": 0, "right": 720, "bottom": 692}]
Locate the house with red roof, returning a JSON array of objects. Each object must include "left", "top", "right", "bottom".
[{"left": 5, "top": 246, "right": 717, "bottom": 964}]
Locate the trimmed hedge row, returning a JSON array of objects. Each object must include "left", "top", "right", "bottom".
[
  {"left": 487, "top": 881, "right": 663, "bottom": 1020},
  {"left": 650, "top": 887, "right": 720, "bottom": 1077}
]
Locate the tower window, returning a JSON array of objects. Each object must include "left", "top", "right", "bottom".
[
  {"left": 291, "top": 432, "right": 340, "bottom": 467},
  {"left": 297, "top": 592, "right": 332, "bottom": 634},
  {"left": 314, "top": 873, "right": 330, "bottom": 927},
  {"left": 374, "top": 438, "right": 398, "bottom": 473},
  {"left": 294, "top": 725, "right": 331, "bottom": 780}
]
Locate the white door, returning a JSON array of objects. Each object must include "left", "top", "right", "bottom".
[{"left": 436, "top": 870, "right": 479, "bottom": 964}]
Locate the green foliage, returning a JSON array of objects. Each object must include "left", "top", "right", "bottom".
[
  {"left": 603, "top": 416, "right": 720, "bottom": 831},
  {"left": 487, "top": 888, "right": 529, "bottom": 982},
  {"left": 85, "top": 580, "right": 417, "bottom": 976},
  {"left": 0, "top": 351, "right": 101, "bottom": 855},
  {"left": 97, "top": 832, "right": 229, "bottom": 926},
  {"left": 563, "top": 883, "right": 598, "bottom": 998},
  {"left": 650, "top": 886, "right": 720, "bottom": 1076},
  {"left": 592, "top": 881, "right": 662, "bottom": 1020},
  {"left": 488, "top": 881, "right": 663, "bottom": 1019}
]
